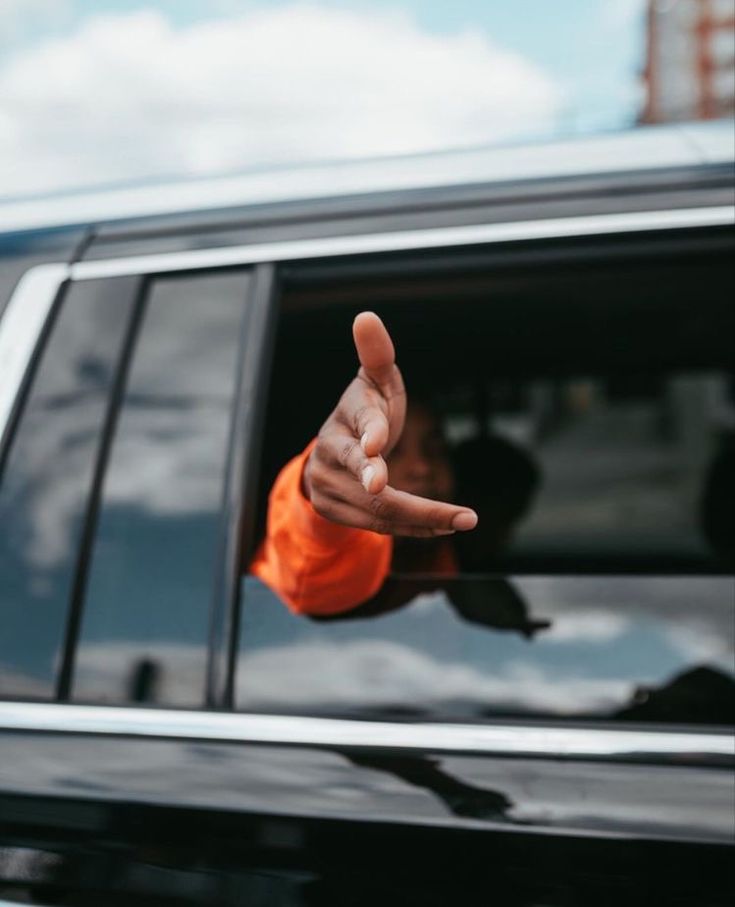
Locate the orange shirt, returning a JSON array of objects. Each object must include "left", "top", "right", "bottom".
[{"left": 250, "top": 441, "right": 393, "bottom": 615}]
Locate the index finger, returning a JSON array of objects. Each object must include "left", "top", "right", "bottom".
[{"left": 352, "top": 312, "right": 399, "bottom": 391}]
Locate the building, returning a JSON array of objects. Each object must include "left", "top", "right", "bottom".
[{"left": 642, "top": 0, "right": 735, "bottom": 122}]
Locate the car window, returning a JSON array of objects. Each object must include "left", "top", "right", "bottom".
[
  {"left": 71, "top": 271, "right": 250, "bottom": 706},
  {"left": 237, "top": 238, "right": 735, "bottom": 726},
  {"left": 0, "top": 278, "right": 138, "bottom": 698}
]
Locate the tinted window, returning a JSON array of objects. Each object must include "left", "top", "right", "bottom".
[
  {"left": 238, "top": 574, "right": 734, "bottom": 725},
  {"left": 0, "top": 278, "right": 137, "bottom": 697},
  {"left": 72, "top": 271, "right": 250, "bottom": 706}
]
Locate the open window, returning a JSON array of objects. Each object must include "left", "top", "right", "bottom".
[{"left": 238, "top": 227, "right": 735, "bottom": 727}]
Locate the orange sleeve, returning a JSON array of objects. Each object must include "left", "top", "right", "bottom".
[{"left": 249, "top": 440, "right": 393, "bottom": 615}]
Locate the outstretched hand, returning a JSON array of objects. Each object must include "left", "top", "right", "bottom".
[{"left": 302, "top": 312, "right": 478, "bottom": 537}]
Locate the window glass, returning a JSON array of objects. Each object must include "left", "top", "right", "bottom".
[
  {"left": 239, "top": 243, "right": 735, "bottom": 724},
  {"left": 0, "top": 278, "right": 137, "bottom": 698},
  {"left": 238, "top": 574, "right": 734, "bottom": 725},
  {"left": 72, "top": 271, "right": 249, "bottom": 707}
]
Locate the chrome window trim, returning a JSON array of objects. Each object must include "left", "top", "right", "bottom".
[
  {"left": 0, "top": 702, "right": 732, "bottom": 766},
  {"left": 0, "top": 264, "right": 69, "bottom": 452},
  {"left": 70, "top": 205, "right": 734, "bottom": 281}
]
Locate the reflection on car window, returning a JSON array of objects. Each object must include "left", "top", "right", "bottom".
[
  {"left": 0, "top": 278, "right": 137, "bottom": 698},
  {"left": 237, "top": 574, "right": 734, "bottom": 726},
  {"left": 72, "top": 271, "right": 250, "bottom": 707}
]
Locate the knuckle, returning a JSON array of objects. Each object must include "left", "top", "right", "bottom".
[
  {"left": 338, "top": 439, "right": 359, "bottom": 467},
  {"left": 369, "top": 495, "right": 389, "bottom": 519},
  {"left": 320, "top": 505, "right": 339, "bottom": 523},
  {"left": 307, "top": 458, "right": 329, "bottom": 490},
  {"left": 312, "top": 495, "right": 336, "bottom": 522},
  {"left": 352, "top": 404, "right": 373, "bottom": 434},
  {"left": 314, "top": 429, "right": 334, "bottom": 459},
  {"left": 309, "top": 489, "right": 327, "bottom": 512}
]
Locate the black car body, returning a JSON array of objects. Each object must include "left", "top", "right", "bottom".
[{"left": 1, "top": 122, "right": 734, "bottom": 906}]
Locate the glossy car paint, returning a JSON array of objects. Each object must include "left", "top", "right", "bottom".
[{"left": 1, "top": 730, "right": 733, "bottom": 905}]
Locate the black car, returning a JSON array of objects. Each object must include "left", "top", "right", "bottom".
[{"left": 1, "top": 121, "right": 734, "bottom": 906}]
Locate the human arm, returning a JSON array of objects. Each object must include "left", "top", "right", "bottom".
[{"left": 250, "top": 312, "right": 477, "bottom": 614}]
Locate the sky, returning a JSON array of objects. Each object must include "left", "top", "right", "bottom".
[{"left": 0, "top": 0, "right": 648, "bottom": 199}]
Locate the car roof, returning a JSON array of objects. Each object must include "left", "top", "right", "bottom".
[{"left": 1, "top": 120, "right": 733, "bottom": 236}]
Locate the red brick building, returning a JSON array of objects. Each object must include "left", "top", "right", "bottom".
[{"left": 641, "top": 0, "right": 735, "bottom": 122}]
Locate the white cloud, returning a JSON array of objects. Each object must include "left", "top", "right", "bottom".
[
  {"left": 0, "top": 4, "right": 562, "bottom": 197},
  {"left": 543, "top": 611, "right": 630, "bottom": 643},
  {"left": 236, "top": 638, "right": 631, "bottom": 715}
]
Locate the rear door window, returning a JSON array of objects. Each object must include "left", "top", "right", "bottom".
[
  {"left": 0, "top": 278, "right": 138, "bottom": 697},
  {"left": 72, "top": 271, "right": 251, "bottom": 706},
  {"left": 0, "top": 268, "right": 252, "bottom": 706}
]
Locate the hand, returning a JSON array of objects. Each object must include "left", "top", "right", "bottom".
[{"left": 302, "top": 312, "right": 478, "bottom": 537}]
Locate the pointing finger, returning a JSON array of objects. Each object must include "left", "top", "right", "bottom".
[{"left": 353, "top": 312, "right": 401, "bottom": 392}]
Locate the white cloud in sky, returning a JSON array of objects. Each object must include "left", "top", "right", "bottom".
[{"left": 0, "top": 4, "right": 562, "bottom": 197}]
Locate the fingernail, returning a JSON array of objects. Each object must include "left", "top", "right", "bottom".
[
  {"left": 452, "top": 511, "right": 478, "bottom": 531},
  {"left": 361, "top": 465, "right": 375, "bottom": 492},
  {"left": 360, "top": 432, "right": 369, "bottom": 451}
]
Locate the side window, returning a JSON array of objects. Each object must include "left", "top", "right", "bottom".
[
  {"left": 0, "top": 278, "right": 138, "bottom": 697},
  {"left": 73, "top": 272, "right": 250, "bottom": 706},
  {"left": 0, "top": 268, "right": 251, "bottom": 706},
  {"left": 237, "top": 240, "right": 735, "bottom": 727}
]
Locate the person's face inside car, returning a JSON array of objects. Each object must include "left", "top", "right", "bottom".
[{"left": 387, "top": 402, "right": 455, "bottom": 504}]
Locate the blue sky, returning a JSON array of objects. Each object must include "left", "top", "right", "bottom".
[{"left": 0, "top": 0, "right": 647, "bottom": 197}]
